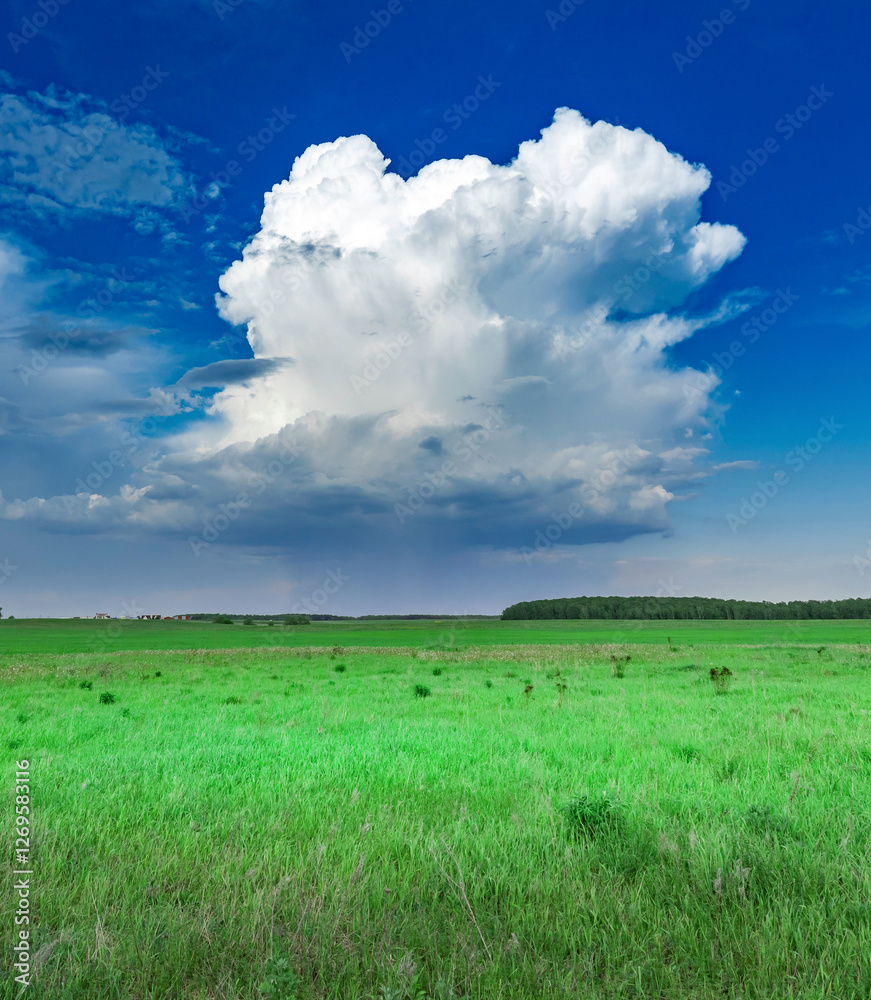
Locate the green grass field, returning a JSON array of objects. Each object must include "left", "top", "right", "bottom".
[
  {"left": 2, "top": 624, "right": 870, "bottom": 998},
  {"left": 2, "top": 616, "right": 870, "bottom": 654}
]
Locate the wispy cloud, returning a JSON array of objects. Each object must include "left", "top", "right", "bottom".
[{"left": 0, "top": 79, "right": 191, "bottom": 230}]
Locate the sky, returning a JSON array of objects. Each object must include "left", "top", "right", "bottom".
[{"left": 0, "top": 0, "right": 868, "bottom": 617}]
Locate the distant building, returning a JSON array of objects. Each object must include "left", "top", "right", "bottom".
[
  {"left": 94, "top": 612, "right": 110, "bottom": 619},
  {"left": 174, "top": 614, "right": 192, "bottom": 620}
]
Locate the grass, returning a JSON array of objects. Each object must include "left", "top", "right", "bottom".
[
  {"left": 2, "top": 633, "right": 871, "bottom": 997},
  {"left": 1, "top": 616, "right": 870, "bottom": 655}
]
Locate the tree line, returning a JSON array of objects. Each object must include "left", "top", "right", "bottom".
[{"left": 501, "top": 596, "right": 871, "bottom": 620}]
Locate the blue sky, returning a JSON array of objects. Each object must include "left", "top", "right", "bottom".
[{"left": 0, "top": 0, "right": 868, "bottom": 616}]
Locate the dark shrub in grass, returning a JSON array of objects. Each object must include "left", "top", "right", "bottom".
[
  {"left": 559, "top": 793, "right": 622, "bottom": 840},
  {"left": 79, "top": 680, "right": 93, "bottom": 690},
  {"left": 99, "top": 692, "right": 115, "bottom": 705},
  {"left": 334, "top": 664, "right": 346, "bottom": 673},
  {"left": 432, "top": 667, "right": 443, "bottom": 676},
  {"left": 414, "top": 684, "right": 431, "bottom": 698},
  {"left": 709, "top": 666, "right": 733, "bottom": 693}
]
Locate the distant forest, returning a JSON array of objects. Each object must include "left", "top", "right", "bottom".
[{"left": 501, "top": 596, "right": 871, "bottom": 620}]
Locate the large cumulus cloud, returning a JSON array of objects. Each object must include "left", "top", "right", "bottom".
[{"left": 3, "top": 109, "right": 746, "bottom": 553}]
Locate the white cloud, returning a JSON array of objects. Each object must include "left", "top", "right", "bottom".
[
  {"left": 0, "top": 83, "right": 190, "bottom": 225},
  {"left": 0, "top": 238, "right": 33, "bottom": 331},
  {"left": 4, "top": 109, "right": 747, "bottom": 551},
  {"left": 711, "top": 460, "right": 761, "bottom": 472}
]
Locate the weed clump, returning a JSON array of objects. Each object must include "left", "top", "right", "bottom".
[
  {"left": 258, "top": 955, "right": 299, "bottom": 999},
  {"left": 432, "top": 667, "right": 443, "bottom": 676},
  {"left": 673, "top": 743, "right": 700, "bottom": 763},
  {"left": 719, "top": 757, "right": 740, "bottom": 781},
  {"left": 413, "top": 684, "right": 431, "bottom": 698},
  {"left": 79, "top": 680, "right": 93, "bottom": 690},
  {"left": 709, "top": 666, "right": 733, "bottom": 693},
  {"left": 334, "top": 664, "right": 346, "bottom": 673},
  {"left": 610, "top": 654, "right": 630, "bottom": 678},
  {"left": 746, "top": 804, "right": 791, "bottom": 841},
  {"left": 99, "top": 692, "right": 115, "bottom": 705},
  {"left": 224, "top": 695, "right": 243, "bottom": 705},
  {"left": 560, "top": 793, "right": 622, "bottom": 840}
]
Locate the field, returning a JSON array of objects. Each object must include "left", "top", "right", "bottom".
[
  {"left": 2, "top": 616, "right": 871, "bottom": 654},
  {"left": 2, "top": 622, "right": 870, "bottom": 998}
]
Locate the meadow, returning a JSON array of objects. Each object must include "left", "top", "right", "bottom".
[
  {"left": 2, "top": 623, "right": 870, "bottom": 998},
  {"left": 2, "top": 616, "right": 870, "bottom": 655}
]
